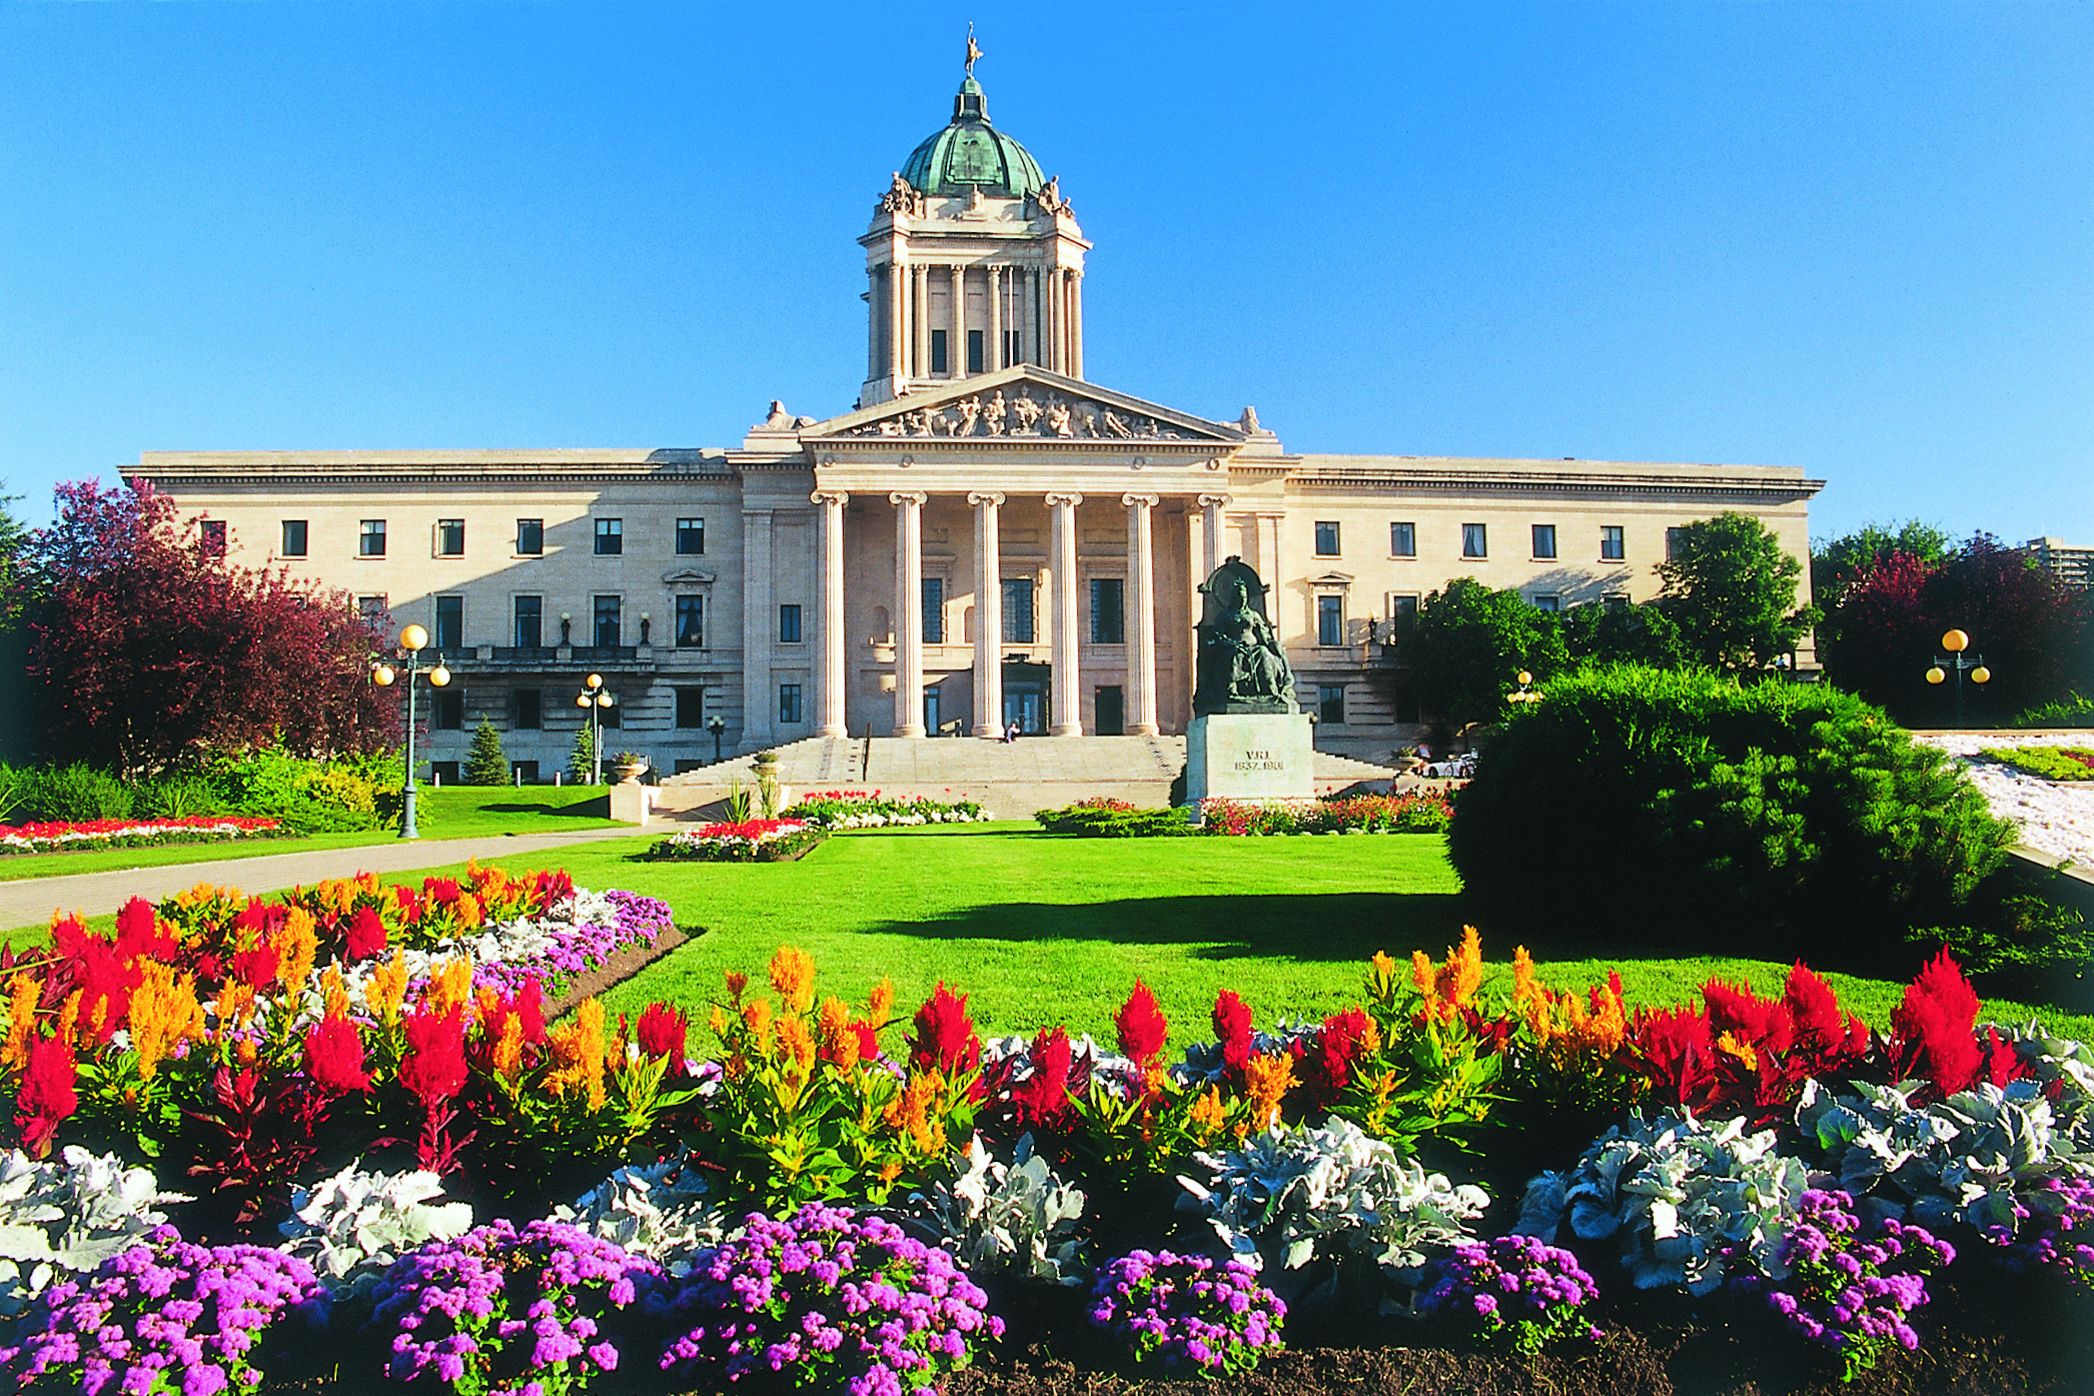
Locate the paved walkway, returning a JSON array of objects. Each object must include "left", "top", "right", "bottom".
[{"left": 2, "top": 826, "right": 649, "bottom": 929}]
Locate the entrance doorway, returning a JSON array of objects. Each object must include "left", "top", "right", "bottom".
[
  {"left": 1094, "top": 685, "right": 1125, "bottom": 736},
  {"left": 1002, "top": 659, "right": 1048, "bottom": 734}
]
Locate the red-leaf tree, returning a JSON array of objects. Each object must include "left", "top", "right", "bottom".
[{"left": 23, "top": 480, "right": 398, "bottom": 773}]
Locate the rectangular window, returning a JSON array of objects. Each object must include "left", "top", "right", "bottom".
[
  {"left": 436, "top": 518, "right": 465, "bottom": 557},
  {"left": 1601, "top": 525, "right": 1625, "bottom": 561},
  {"left": 1461, "top": 523, "right": 1488, "bottom": 559},
  {"left": 1318, "top": 684, "right": 1347, "bottom": 725},
  {"left": 1666, "top": 526, "right": 1686, "bottom": 562},
  {"left": 675, "top": 595, "right": 704, "bottom": 648},
  {"left": 511, "top": 759, "right": 540, "bottom": 784},
  {"left": 1532, "top": 523, "right": 1557, "bottom": 560},
  {"left": 280, "top": 520, "right": 308, "bottom": 557},
  {"left": 431, "top": 690, "right": 464, "bottom": 731},
  {"left": 360, "top": 520, "right": 387, "bottom": 557},
  {"left": 778, "top": 683, "right": 804, "bottom": 725},
  {"left": 674, "top": 685, "right": 705, "bottom": 729},
  {"left": 433, "top": 595, "right": 463, "bottom": 651},
  {"left": 592, "top": 595, "right": 622, "bottom": 648},
  {"left": 429, "top": 759, "right": 461, "bottom": 785},
  {"left": 1317, "top": 593, "right": 1345, "bottom": 646},
  {"left": 512, "top": 595, "right": 542, "bottom": 648},
  {"left": 1390, "top": 521, "right": 1416, "bottom": 557},
  {"left": 199, "top": 520, "right": 227, "bottom": 558},
  {"left": 779, "top": 603, "right": 803, "bottom": 644},
  {"left": 1089, "top": 577, "right": 1126, "bottom": 644},
  {"left": 356, "top": 595, "right": 388, "bottom": 625},
  {"left": 676, "top": 518, "right": 705, "bottom": 555},
  {"left": 930, "top": 329, "right": 949, "bottom": 374},
  {"left": 593, "top": 518, "right": 622, "bottom": 556},
  {"left": 966, "top": 329, "right": 985, "bottom": 374},
  {"left": 514, "top": 688, "right": 542, "bottom": 730},
  {"left": 1314, "top": 520, "right": 1341, "bottom": 557},
  {"left": 1603, "top": 593, "right": 1630, "bottom": 614},
  {"left": 1389, "top": 593, "right": 1421, "bottom": 638},
  {"left": 1533, "top": 593, "right": 1561, "bottom": 612},
  {"left": 1002, "top": 578, "right": 1035, "bottom": 644},
  {"left": 516, "top": 518, "right": 544, "bottom": 556},
  {"left": 922, "top": 578, "right": 945, "bottom": 644}
]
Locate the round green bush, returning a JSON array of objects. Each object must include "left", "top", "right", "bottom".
[{"left": 1446, "top": 666, "right": 2015, "bottom": 968}]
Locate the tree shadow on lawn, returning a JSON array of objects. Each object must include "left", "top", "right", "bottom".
[{"left": 855, "top": 891, "right": 1630, "bottom": 964}]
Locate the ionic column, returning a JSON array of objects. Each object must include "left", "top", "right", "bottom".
[
  {"left": 1198, "top": 492, "right": 1232, "bottom": 578},
  {"left": 1046, "top": 492, "right": 1084, "bottom": 735},
  {"left": 1069, "top": 271, "right": 1084, "bottom": 379},
  {"left": 891, "top": 491, "right": 928, "bottom": 737},
  {"left": 812, "top": 490, "right": 850, "bottom": 737},
  {"left": 1123, "top": 493, "right": 1160, "bottom": 736},
  {"left": 969, "top": 491, "right": 1006, "bottom": 736},
  {"left": 950, "top": 264, "right": 968, "bottom": 378},
  {"left": 987, "top": 267, "right": 1004, "bottom": 370}
]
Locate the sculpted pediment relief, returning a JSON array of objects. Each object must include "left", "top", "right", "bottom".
[{"left": 814, "top": 372, "right": 1239, "bottom": 446}]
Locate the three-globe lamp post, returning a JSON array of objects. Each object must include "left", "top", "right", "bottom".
[
  {"left": 576, "top": 673, "right": 614, "bottom": 785},
  {"left": 370, "top": 623, "right": 451, "bottom": 839},
  {"left": 1507, "top": 670, "right": 1542, "bottom": 707},
  {"left": 1925, "top": 629, "right": 1992, "bottom": 726}
]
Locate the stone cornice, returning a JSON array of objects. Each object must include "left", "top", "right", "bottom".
[{"left": 1284, "top": 464, "right": 1824, "bottom": 502}]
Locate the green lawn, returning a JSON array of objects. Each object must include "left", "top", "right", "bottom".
[
  {"left": 384, "top": 825, "right": 2094, "bottom": 1045},
  {"left": 0, "top": 787, "right": 623, "bottom": 883}
]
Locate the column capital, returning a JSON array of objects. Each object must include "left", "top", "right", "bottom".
[
  {"left": 966, "top": 490, "right": 1007, "bottom": 508},
  {"left": 888, "top": 490, "right": 929, "bottom": 508},
  {"left": 810, "top": 489, "right": 851, "bottom": 507},
  {"left": 1120, "top": 492, "right": 1161, "bottom": 509},
  {"left": 1043, "top": 491, "right": 1084, "bottom": 509},
  {"left": 1197, "top": 492, "right": 1234, "bottom": 509}
]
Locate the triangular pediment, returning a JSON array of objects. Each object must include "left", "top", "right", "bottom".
[{"left": 803, "top": 366, "right": 1243, "bottom": 446}]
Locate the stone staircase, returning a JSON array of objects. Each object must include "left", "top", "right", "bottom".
[{"left": 651, "top": 734, "right": 1403, "bottom": 822}]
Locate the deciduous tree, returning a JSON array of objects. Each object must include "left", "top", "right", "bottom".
[
  {"left": 1398, "top": 578, "right": 1568, "bottom": 728},
  {"left": 1656, "top": 512, "right": 1815, "bottom": 672}
]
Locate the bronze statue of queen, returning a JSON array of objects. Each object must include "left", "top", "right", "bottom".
[{"left": 1193, "top": 558, "right": 1299, "bottom": 716}]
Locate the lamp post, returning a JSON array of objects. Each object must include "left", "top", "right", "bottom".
[
  {"left": 706, "top": 714, "right": 726, "bottom": 765},
  {"left": 575, "top": 672, "right": 613, "bottom": 785},
  {"left": 370, "top": 623, "right": 452, "bottom": 839},
  {"left": 1925, "top": 629, "right": 1992, "bottom": 726},
  {"left": 1507, "top": 669, "right": 1542, "bottom": 708}
]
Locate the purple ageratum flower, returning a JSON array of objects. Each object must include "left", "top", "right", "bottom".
[
  {"left": 370, "top": 1219, "right": 660, "bottom": 1396},
  {"left": 1421, "top": 1235, "right": 1601, "bottom": 1357},
  {"left": 1088, "top": 1249, "right": 1286, "bottom": 1376},
  {"left": 1981, "top": 1174, "right": 2090, "bottom": 1287},
  {"left": 0, "top": 1225, "right": 318, "bottom": 1396},
  {"left": 660, "top": 1203, "right": 999, "bottom": 1391}
]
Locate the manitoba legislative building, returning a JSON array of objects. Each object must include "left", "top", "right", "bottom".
[{"left": 124, "top": 52, "right": 1822, "bottom": 781}]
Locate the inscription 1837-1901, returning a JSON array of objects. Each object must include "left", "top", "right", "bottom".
[{"left": 1232, "top": 748, "right": 1286, "bottom": 772}]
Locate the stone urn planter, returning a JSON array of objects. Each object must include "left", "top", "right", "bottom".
[{"left": 612, "top": 757, "right": 650, "bottom": 784}]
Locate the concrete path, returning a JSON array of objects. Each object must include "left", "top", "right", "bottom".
[{"left": 2, "top": 825, "right": 650, "bottom": 929}]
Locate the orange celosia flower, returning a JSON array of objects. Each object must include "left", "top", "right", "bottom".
[
  {"left": 884, "top": 1068, "right": 950, "bottom": 1155},
  {"left": 740, "top": 998, "right": 774, "bottom": 1055},
  {"left": 1414, "top": 927, "right": 1486, "bottom": 1023},
  {"left": 274, "top": 908, "right": 320, "bottom": 1000},
  {"left": 3, "top": 972, "right": 41, "bottom": 1072},
  {"left": 777, "top": 1015, "right": 816, "bottom": 1074},
  {"left": 454, "top": 892, "right": 484, "bottom": 930},
  {"left": 544, "top": 998, "right": 609, "bottom": 1110},
  {"left": 1512, "top": 946, "right": 1542, "bottom": 1010},
  {"left": 1188, "top": 1084, "right": 1228, "bottom": 1136},
  {"left": 1243, "top": 1051, "right": 1295, "bottom": 1132},
  {"left": 867, "top": 979, "right": 896, "bottom": 1028},
  {"left": 129, "top": 963, "right": 200, "bottom": 1082},
  {"left": 365, "top": 951, "right": 409, "bottom": 1023},
  {"left": 1411, "top": 950, "right": 1437, "bottom": 1001},
  {"left": 321, "top": 965, "right": 351, "bottom": 1021},
  {"left": 1369, "top": 950, "right": 1398, "bottom": 999},
  {"left": 217, "top": 980, "right": 257, "bottom": 1034},
  {"left": 491, "top": 1012, "right": 525, "bottom": 1081},
  {"left": 768, "top": 946, "right": 816, "bottom": 1016},
  {"left": 1716, "top": 1030, "right": 1758, "bottom": 1073},
  {"left": 816, "top": 997, "right": 860, "bottom": 1073},
  {"left": 425, "top": 955, "right": 474, "bottom": 1019},
  {"left": 55, "top": 991, "right": 81, "bottom": 1047}
]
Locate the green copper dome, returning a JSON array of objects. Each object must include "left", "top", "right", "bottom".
[{"left": 899, "top": 76, "right": 1047, "bottom": 199}]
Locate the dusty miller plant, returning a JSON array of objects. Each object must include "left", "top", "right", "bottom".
[
  {"left": 909, "top": 1132, "right": 1089, "bottom": 1286},
  {"left": 277, "top": 1160, "right": 474, "bottom": 1293},
  {"left": 550, "top": 1154, "right": 731, "bottom": 1277},
  {"left": 1516, "top": 1110, "right": 1809, "bottom": 1296},
  {"left": 1179, "top": 1115, "right": 1489, "bottom": 1284},
  {"left": 0, "top": 1146, "right": 188, "bottom": 1317}
]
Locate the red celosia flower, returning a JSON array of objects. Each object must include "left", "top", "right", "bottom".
[
  {"left": 1633, "top": 1005, "right": 1719, "bottom": 1113},
  {"left": 233, "top": 899, "right": 287, "bottom": 937},
  {"left": 1115, "top": 980, "right": 1168, "bottom": 1066},
  {"left": 305, "top": 1014, "right": 371, "bottom": 1094},
  {"left": 1212, "top": 990, "right": 1254, "bottom": 1075},
  {"left": 1889, "top": 949, "right": 1985, "bottom": 1097},
  {"left": 14, "top": 1033, "right": 77, "bottom": 1157},
  {"left": 393, "top": 886, "right": 422, "bottom": 920},
  {"left": 1702, "top": 981, "right": 1795, "bottom": 1058},
  {"left": 113, "top": 898, "right": 176, "bottom": 963},
  {"left": 230, "top": 943, "right": 280, "bottom": 992},
  {"left": 399, "top": 1007, "right": 469, "bottom": 1104},
  {"left": 66, "top": 933, "right": 140, "bottom": 1044},
  {"left": 908, "top": 982, "right": 982, "bottom": 1079},
  {"left": 478, "top": 981, "right": 547, "bottom": 1050},
  {"left": 344, "top": 906, "right": 387, "bottom": 961},
  {"left": 1299, "top": 1006, "right": 1373, "bottom": 1105},
  {"left": 1009, "top": 1025, "right": 1075, "bottom": 1128},
  {"left": 423, "top": 877, "right": 461, "bottom": 907},
  {"left": 531, "top": 870, "right": 575, "bottom": 905},
  {"left": 636, "top": 1002, "right": 689, "bottom": 1068}
]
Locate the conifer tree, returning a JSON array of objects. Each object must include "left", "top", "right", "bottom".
[
  {"left": 568, "top": 723, "right": 598, "bottom": 785},
  {"left": 464, "top": 718, "right": 509, "bottom": 785}
]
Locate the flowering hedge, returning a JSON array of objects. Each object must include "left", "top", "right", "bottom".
[
  {"left": 1034, "top": 792, "right": 1453, "bottom": 838},
  {"left": 781, "top": 789, "right": 991, "bottom": 829},
  {"left": 0, "top": 816, "right": 285, "bottom": 856},
  {"left": 645, "top": 818, "right": 826, "bottom": 862}
]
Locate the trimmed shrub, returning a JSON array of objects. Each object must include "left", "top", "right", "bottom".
[
  {"left": 1035, "top": 802, "right": 1194, "bottom": 837},
  {"left": 1448, "top": 666, "right": 2015, "bottom": 967}
]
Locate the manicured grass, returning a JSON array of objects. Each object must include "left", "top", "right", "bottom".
[
  {"left": 0, "top": 787, "right": 624, "bottom": 883},
  {"left": 400, "top": 826, "right": 2094, "bottom": 1045}
]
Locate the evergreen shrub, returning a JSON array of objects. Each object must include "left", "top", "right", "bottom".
[{"left": 15, "top": 764, "right": 134, "bottom": 822}]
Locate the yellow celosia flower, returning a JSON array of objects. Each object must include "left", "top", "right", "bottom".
[
  {"left": 544, "top": 998, "right": 609, "bottom": 1110},
  {"left": 321, "top": 965, "right": 350, "bottom": 1021},
  {"left": 1243, "top": 1051, "right": 1295, "bottom": 1132},
  {"left": 216, "top": 980, "right": 257, "bottom": 1034},
  {"left": 707, "top": 1004, "right": 729, "bottom": 1037},
  {"left": 768, "top": 946, "right": 816, "bottom": 1016},
  {"left": 454, "top": 892, "right": 484, "bottom": 930},
  {"left": 365, "top": 951, "right": 408, "bottom": 1023},
  {"left": 1715, "top": 1030, "right": 1758, "bottom": 1073},
  {"left": 128, "top": 963, "right": 200, "bottom": 1082},
  {"left": 274, "top": 908, "right": 320, "bottom": 1001},
  {"left": 492, "top": 1012, "right": 525, "bottom": 1081},
  {"left": 3, "top": 972, "right": 41, "bottom": 1072},
  {"left": 1411, "top": 949, "right": 1437, "bottom": 1001},
  {"left": 425, "top": 955, "right": 474, "bottom": 1019},
  {"left": 1368, "top": 950, "right": 1398, "bottom": 999}
]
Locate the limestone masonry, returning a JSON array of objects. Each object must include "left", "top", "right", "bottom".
[{"left": 122, "top": 43, "right": 1822, "bottom": 779}]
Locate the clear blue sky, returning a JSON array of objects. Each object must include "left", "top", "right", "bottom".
[{"left": 2, "top": 2, "right": 2089, "bottom": 544}]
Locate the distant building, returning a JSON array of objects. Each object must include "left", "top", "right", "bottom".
[{"left": 2023, "top": 538, "right": 2094, "bottom": 590}]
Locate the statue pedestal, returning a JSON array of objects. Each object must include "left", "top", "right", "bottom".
[{"left": 1183, "top": 712, "right": 1315, "bottom": 805}]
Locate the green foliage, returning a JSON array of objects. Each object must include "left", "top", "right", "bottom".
[
  {"left": 464, "top": 720, "right": 510, "bottom": 786},
  {"left": 1400, "top": 578, "right": 1569, "bottom": 728},
  {"left": 1034, "top": 802, "right": 1194, "bottom": 837},
  {"left": 16, "top": 763, "right": 135, "bottom": 822},
  {"left": 132, "top": 774, "right": 222, "bottom": 819},
  {"left": 568, "top": 725, "right": 599, "bottom": 785},
  {"left": 0, "top": 764, "right": 27, "bottom": 823},
  {"left": 1979, "top": 745, "right": 2094, "bottom": 781},
  {"left": 1811, "top": 519, "right": 1952, "bottom": 613},
  {"left": 1560, "top": 601, "right": 1686, "bottom": 670},
  {"left": 198, "top": 745, "right": 388, "bottom": 833},
  {"left": 2015, "top": 692, "right": 2094, "bottom": 729},
  {"left": 1448, "top": 665, "right": 2016, "bottom": 969},
  {"left": 1656, "top": 512, "right": 1816, "bottom": 672}
]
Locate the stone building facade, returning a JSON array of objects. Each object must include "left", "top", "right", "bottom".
[{"left": 123, "top": 51, "right": 1823, "bottom": 778}]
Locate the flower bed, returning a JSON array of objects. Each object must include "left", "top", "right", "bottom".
[
  {"left": 0, "top": 815, "right": 285, "bottom": 856},
  {"left": 1918, "top": 732, "right": 2094, "bottom": 866},
  {"left": 1033, "top": 792, "right": 1453, "bottom": 837},
  {"left": 781, "top": 788, "right": 992, "bottom": 829},
  {"left": 644, "top": 818, "right": 826, "bottom": 862},
  {"left": 1981, "top": 744, "right": 2094, "bottom": 782},
  {"left": 0, "top": 870, "right": 2086, "bottom": 1393}
]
